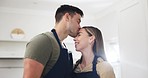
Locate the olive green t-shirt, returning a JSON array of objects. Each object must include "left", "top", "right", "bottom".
[{"left": 24, "top": 32, "right": 60, "bottom": 77}]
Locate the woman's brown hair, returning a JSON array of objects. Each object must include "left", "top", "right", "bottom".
[{"left": 82, "top": 26, "right": 107, "bottom": 61}]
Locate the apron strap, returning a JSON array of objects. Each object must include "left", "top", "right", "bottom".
[
  {"left": 73, "top": 56, "right": 82, "bottom": 71},
  {"left": 51, "top": 29, "right": 62, "bottom": 49},
  {"left": 92, "top": 55, "right": 98, "bottom": 72},
  {"left": 73, "top": 55, "right": 98, "bottom": 72}
]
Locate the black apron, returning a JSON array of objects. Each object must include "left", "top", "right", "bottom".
[
  {"left": 43, "top": 29, "right": 73, "bottom": 78},
  {"left": 72, "top": 56, "right": 100, "bottom": 78}
]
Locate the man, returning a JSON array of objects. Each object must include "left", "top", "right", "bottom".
[{"left": 23, "top": 4, "right": 84, "bottom": 78}]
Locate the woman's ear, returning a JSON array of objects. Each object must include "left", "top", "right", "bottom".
[{"left": 89, "top": 35, "right": 95, "bottom": 44}]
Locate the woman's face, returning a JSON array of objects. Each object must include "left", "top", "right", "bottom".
[{"left": 73, "top": 28, "right": 92, "bottom": 52}]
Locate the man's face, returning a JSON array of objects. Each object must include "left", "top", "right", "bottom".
[{"left": 68, "top": 13, "right": 82, "bottom": 37}]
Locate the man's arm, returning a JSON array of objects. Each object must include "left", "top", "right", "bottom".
[{"left": 23, "top": 58, "right": 44, "bottom": 78}]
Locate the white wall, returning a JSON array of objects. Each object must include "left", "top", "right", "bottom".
[
  {"left": 0, "top": 10, "right": 53, "bottom": 41},
  {"left": 95, "top": 0, "right": 148, "bottom": 78},
  {"left": 119, "top": 0, "right": 148, "bottom": 78},
  {"left": 95, "top": 11, "right": 118, "bottom": 42},
  {"left": 95, "top": 8, "right": 121, "bottom": 78}
]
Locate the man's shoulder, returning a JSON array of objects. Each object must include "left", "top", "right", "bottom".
[
  {"left": 42, "top": 32, "right": 59, "bottom": 46},
  {"left": 42, "top": 32, "right": 56, "bottom": 41},
  {"left": 30, "top": 32, "right": 56, "bottom": 43},
  {"left": 43, "top": 32, "right": 54, "bottom": 38}
]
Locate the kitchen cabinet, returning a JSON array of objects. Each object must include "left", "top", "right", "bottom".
[
  {"left": 0, "top": 59, "right": 23, "bottom": 78},
  {"left": 0, "top": 40, "right": 27, "bottom": 58}
]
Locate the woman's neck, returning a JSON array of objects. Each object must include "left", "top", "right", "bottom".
[{"left": 80, "top": 50, "right": 94, "bottom": 69}]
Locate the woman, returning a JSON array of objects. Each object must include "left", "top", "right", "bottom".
[{"left": 72, "top": 26, "right": 115, "bottom": 78}]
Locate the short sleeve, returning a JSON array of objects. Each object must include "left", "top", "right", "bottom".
[
  {"left": 96, "top": 60, "right": 116, "bottom": 78},
  {"left": 24, "top": 34, "right": 53, "bottom": 66}
]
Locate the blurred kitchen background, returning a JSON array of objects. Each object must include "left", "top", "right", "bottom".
[{"left": 0, "top": 0, "right": 148, "bottom": 78}]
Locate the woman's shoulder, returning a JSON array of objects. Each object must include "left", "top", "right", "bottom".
[
  {"left": 97, "top": 58, "right": 112, "bottom": 68},
  {"left": 96, "top": 57, "right": 115, "bottom": 78},
  {"left": 97, "top": 57, "right": 113, "bottom": 71}
]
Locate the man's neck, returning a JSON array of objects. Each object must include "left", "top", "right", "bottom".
[{"left": 54, "top": 24, "right": 68, "bottom": 42}]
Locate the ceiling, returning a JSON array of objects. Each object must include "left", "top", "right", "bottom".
[{"left": 0, "top": 0, "right": 119, "bottom": 16}]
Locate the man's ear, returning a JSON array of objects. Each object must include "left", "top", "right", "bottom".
[
  {"left": 89, "top": 35, "right": 95, "bottom": 44},
  {"left": 64, "top": 13, "right": 70, "bottom": 21}
]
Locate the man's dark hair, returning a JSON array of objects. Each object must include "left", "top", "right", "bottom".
[{"left": 55, "top": 4, "right": 84, "bottom": 23}]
